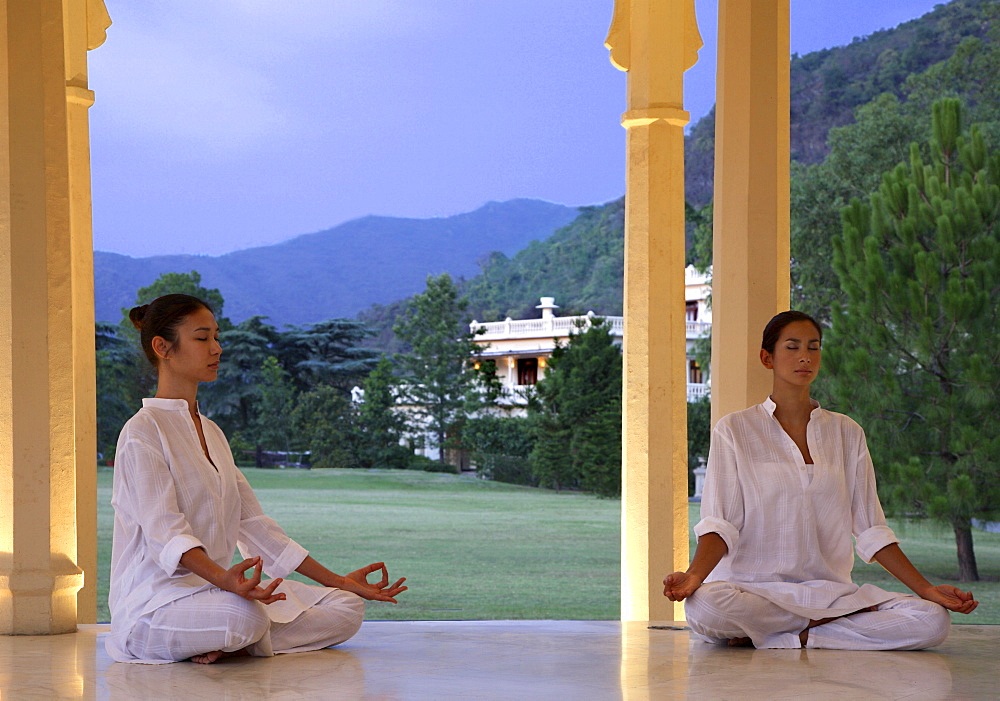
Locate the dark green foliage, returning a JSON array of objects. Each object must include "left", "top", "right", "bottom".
[
  {"left": 131, "top": 270, "right": 226, "bottom": 319},
  {"left": 253, "top": 356, "right": 297, "bottom": 455},
  {"left": 200, "top": 315, "right": 280, "bottom": 438},
  {"left": 687, "top": 397, "right": 711, "bottom": 496},
  {"left": 393, "top": 273, "right": 482, "bottom": 463},
  {"left": 791, "top": 93, "right": 923, "bottom": 322},
  {"left": 95, "top": 322, "right": 141, "bottom": 460},
  {"left": 355, "top": 357, "right": 411, "bottom": 469},
  {"left": 290, "top": 385, "right": 360, "bottom": 469},
  {"left": 686, "top": 0, "right": 999, "bottom": 207},
  {"left": 825, "top": 99, "right": 1000, "bottom": 581},
  {"left": 276, "top": 319, "right": 379, "bottom": 393},
  {"left": 463, "top": 415, "right": 537, "bottom": 486},
  {"left": 529, "top": 320, "right": 623, "bottom": 497},
  {"left": 464, "top": 199, "right": 625, "bottom": 322},
  {"left": 687, "top": 201, "right": 713, "bottom": 272}
]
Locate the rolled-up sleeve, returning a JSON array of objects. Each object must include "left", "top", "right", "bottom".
[
  {"left": 113, "top": 431, "right": 205, "bottom": 577},
  {"left": 849, "top": 428, "right": 898, "bottom": 563},
  {"left": 693, "top": 421, "right": 743, "bottom": 553},
  {"left": 234, "top": 470, "right": 308, "bottom": 578}
]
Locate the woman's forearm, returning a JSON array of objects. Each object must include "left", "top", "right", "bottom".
[
  {"left": 295, "top": 555, "right": 346, "bottom": 589},
  {"left": 872, "top": 543, "right": 934, "bottom": 596},
  {"left": 179, "top": 547, "right": 229, "bottom": 588},
  {"left": 687, "top": 532, "right": 728, "bottom": 582}
]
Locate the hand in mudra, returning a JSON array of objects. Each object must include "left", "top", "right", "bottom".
[
  {"left": 223, "top": 556, "right": 285, "bottom": 605},
  {"left": 343, "top": 562, "right": 408, "bottom": 603},
  {"left": 663, "top": 571, "right": 703, "bottom": 602}
]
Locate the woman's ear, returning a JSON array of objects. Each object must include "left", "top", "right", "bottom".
[
  {"left": 151, "top": 335, "right": 172, "bottom": 361},
  {"left": 760, "top": 348, "right": 773, "bottom": 369}
]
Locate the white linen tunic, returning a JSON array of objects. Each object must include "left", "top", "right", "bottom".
[
  {"left": 107, "top": 398, "right": 330, "bottom": 663},
  {"left": 693, "top": 397, "right": 901, "bottom": 620}
]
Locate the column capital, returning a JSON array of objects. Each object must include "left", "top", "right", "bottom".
[{"left": 621, "top": 107, "right": 690, "bottom": 129}]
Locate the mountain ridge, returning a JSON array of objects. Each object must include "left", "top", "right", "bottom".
[{"left": 94, "top": 198, "right": 580, "bottom": 326}]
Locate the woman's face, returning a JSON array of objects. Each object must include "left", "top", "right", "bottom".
[
  {"left": 154, "top": 307, "right": 222, "bottom": 383},
  {"left": 760, "top": 319, "right": 821, "bottom": 387}
]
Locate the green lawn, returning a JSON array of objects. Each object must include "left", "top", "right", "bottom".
[{"left": 96, "top": 468, "right": 998, "bottom": 624}]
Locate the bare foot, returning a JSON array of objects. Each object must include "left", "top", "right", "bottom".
[
  {"left": 189, "top": 648, "right": 251, "bottom": 665},
  {"left": 727, "top": 637, "right": 754, "bottom": 647}
]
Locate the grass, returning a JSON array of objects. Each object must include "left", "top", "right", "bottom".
[
  {"left": 96, "top": 468, "right": 999, "bottom": 624},
  {"left": 96, "top": 467, "right": 621, "bottom": 623}
]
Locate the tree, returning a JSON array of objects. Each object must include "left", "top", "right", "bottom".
[
  {"left": 200, "top": 315, "right": 280, "bottom": 440},
  {"left": 118, "top": 271, "right": 231, "bottom": 399},
  {"left": 277, "top": 319, "right": 379, "bottom": 393},
  {"left": 825, "top": 99, "right": 1000, "bottom": 581},
  {"left": 355, "top": 356, "right": 411, "bottom": 469},
  {"left": 791, "top": 93, "right": 922, "bottom": 322},
  {"left": 126, "top": 270, "right": 227, "bottom": 326},
  {"left": 253, "top": 356, "right": 297, "bottom": 461},
  {"left": 463, "top": 415, "right": 537, "bottom": 486},
  {"left": 529, "top": 318, "right": 622, "bottom": 497},
  {"left": 393, "top": 273, "right": 481, "bottom": 463},
  {"left": 95, "top": 322, "right": 143, "bottom": 460},
  {"left": 687, "top": 396, "right": 711, "bottom": 496},
  {"left": 290, "top": 386, "right": 360, "bottom": 469}
]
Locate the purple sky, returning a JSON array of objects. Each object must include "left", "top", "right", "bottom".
[{"left": 89, "top": 0, "right": 947, "bottom": 257}]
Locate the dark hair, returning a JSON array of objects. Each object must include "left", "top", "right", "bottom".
[
  {"left": 761, "top": 310, "right": 822, "bottom": 353},
  {"left": 129, "top": 294, "right": 214, "bottom": 367}
]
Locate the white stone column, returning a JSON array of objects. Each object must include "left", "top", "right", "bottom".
[
  {"left": 0, "top": 0, "right": 108, "bottom": 634},
  {"left": 607, "top": 0, "right": 702, "bottom": 622},
  {"left": 710, "top": 0, "right": 791, "bottom": 424}
]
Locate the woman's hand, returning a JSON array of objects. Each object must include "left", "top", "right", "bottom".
[
  {"left": 663, "top": 571, "right": 703, "bottom": 602},
  {"left": 341, "top": 562, "right": 408, "bottom": 603},
  {"left": 918, "top": 584, "right": 978, "bottom": 614},
  {"left": 221, "top": 556, "right": 286, "bottom": 605}
]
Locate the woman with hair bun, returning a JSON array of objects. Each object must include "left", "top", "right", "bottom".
[
  {"left": 663, "top": 311, "right": 977, "bottom": 649},
  {"left": 108, "top": 294, "right": 406, "bottom": 664}
]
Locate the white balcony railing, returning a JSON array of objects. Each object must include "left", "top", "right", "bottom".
[
  {"left": 472, "top": 313, "right": 624, "bottom": 341},
  {"left": 687, "top": 383, "right": 710, "bottom": 402}
]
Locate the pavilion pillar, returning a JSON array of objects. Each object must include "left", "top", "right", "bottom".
[
  {"left": 710, "top": 0, "right": 791, "bottom": 424},
  {"left": 607, "top": 0, "right": 702, "bottom": 622},
  {"left": 0, "top": 0, "right": 108, "bottom": 634}
]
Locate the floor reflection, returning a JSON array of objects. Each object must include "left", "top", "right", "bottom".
[{"left": 0, "top": 621, "right": 995, "bottom": 700}]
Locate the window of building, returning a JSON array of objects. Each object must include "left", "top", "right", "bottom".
[
  {"left": 689, "top": 359, "right": 703, "bottom": 384},
  {"left": 517, "top": 357, "right": 538, "bottom": 386},
  {"left": 686, "top": 301, "right": 699, "bottom": 321}
]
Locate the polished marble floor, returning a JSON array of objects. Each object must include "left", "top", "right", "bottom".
[{"left": 0, "top": 621, "right": 996, "bottom": 700}]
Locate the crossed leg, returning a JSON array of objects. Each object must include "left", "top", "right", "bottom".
[{"left": 685, "top": 581, "right": 950, "bottom": 650}]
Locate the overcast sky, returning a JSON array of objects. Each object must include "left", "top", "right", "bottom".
[{"left": 89, "top": 0, "right": 946, "bottom": 257}]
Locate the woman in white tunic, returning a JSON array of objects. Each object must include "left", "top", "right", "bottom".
[
  {"left": 108, "top": 294, "right": 407, "bottom": 664},
  {"left": 664, "top": 311, "right": 978, "bottom": 650}
]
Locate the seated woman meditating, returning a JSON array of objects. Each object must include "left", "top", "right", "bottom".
[
  {"left": 664, "top": 311, "right": 977, "bottom": 650},
  {"left": 107, "top": 294, "right": 407, "bottom": 664}
]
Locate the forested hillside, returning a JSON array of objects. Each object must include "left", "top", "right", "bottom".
[
  {"left": 362, "top": 0, "right": 999, "bottom": 349},
  {"left": 359, "top": 198, "right": 625, "bottom": 351},
  {"left": 684, "top": 0, "right": 998, "bottom": 206}
]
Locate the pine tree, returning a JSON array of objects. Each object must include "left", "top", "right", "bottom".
[
  {"left": 826, "top": 98, "right": 1000, "bottom": 581},
  {"left": 393, "top": 273, "right": 481, "bottom": 464},
  {"left": 355, "top": 356, "right": 411, "bottom": 469},
  {"left": 529, "top": 318, "right": 622, "bottom": 497}
]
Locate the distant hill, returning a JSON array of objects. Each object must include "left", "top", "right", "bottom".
[
  {"left": 684, "top": 0, "right": 997, "bottom": 206},
  {"left": 359, "top": 198, "right": 625, "bottom": 352},
  {"left": 94, "top": 199, "right": 579, "bottom": 326}
]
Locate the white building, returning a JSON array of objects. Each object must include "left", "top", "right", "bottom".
[{"left": 470, "top": 265, "right": 711, "bottom": 413}]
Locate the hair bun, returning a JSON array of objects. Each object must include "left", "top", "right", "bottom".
[{"left": 128, "top": 304, "right": 150, "bottom": 331}]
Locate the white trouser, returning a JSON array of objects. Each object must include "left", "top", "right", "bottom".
[
  {"left": 685, "top": 581, "right": 951, "bottom": 650},
  {"left": 126, "top": 585, "right": 365, "bottom": 662}
]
